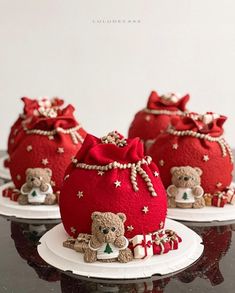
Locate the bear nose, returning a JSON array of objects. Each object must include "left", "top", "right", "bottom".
[
  {"left": 184, "top": 176, "right": 189, "bottom": 181},
  {"left": 102, "top": 228, "right": 109, "bottom": 234}
]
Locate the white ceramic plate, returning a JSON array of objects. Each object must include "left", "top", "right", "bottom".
[
  {"left": 0, "top": 155, "right": 11, "bottom": 180},
  {"left": 0, "top": 182, "right": 60, "bottom": 220},
  {"left": 167, "top": 204, "right": 235, "bottom": 222},
  {"left": 37, "top": 219, "right": 203, "bottom": 279},
  {"left": 167, "top": 182, "right": 235, "bottom": 222}
]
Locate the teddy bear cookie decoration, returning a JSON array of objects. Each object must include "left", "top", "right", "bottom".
[
  {"left": 84, "top": 212, "right": 133, "bottom": 263},
  {"left": 64, "top": 212, "right": 133, "bottom": 263},
  {"left": 167, "top": 166, "right": 205, "bottom": 209},
  {"left": 18, "top": 168, "right": 56, "bottom": 205}
]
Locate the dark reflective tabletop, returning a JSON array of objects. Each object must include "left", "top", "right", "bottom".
[{"left": 1, "top": 152, "right": 235, "bottom": 293}]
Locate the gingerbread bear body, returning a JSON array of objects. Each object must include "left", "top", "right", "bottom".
[
  {"left": 167, "top": 166, "right": 205, "bottom": 209},
  {"left": 84, "top": 212, "right": 133, "bottom": 263},
  {"left": 18, "top": 168, "right": 56, "bottom": 205}
]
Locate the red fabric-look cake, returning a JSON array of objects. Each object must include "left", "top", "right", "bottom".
[
  {"left": 8, "top": 103, "right": 87, "bottom": 193},
  {"left": 128, "top": 91, "right": 190, "bottom": 151},
  {"left": 7, "top": 96, "right": 64, "bottom": 158},
  {"left": 60, "top": 131, "right": 167, "bottom": 239},
  {"left": 148, "top": 113, "right": 233, "bottom": 195}
]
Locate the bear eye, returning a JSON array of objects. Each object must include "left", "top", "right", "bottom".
[
  {"left": 99, "top": 226, "right": 102, "bottom": 231},
  {"left": 111, "top": 227, "right": 116, "bottom": 232},
  {"left": 179, "top": 176, "right": 183, "bottom": 180}
]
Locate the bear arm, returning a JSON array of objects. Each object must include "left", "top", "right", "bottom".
[
  {"left": 89, "top": 235, "right": 102, "bottom": 249},
  {"left": 167, "top": 185, "right": 179, "bottom": 198},
  {"left": 21, "top": 183, "right": 31, "bottom": 194},
  {"left": 40, "top": 183, "right": 49, "bottom": 192},
  {"left": 192, "top": 186, "right": 204, "bottom": 197},
  {"left": 114, "top": 236, "right": 127, "bottom": 248}
]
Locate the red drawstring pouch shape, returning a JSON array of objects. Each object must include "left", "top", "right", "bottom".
[
  {"left": 8, "top": 104, "right": 87, "bottom": 193},
  {"left": 59, "top": 131, "right": 167, "bottom": 239},
  {"left": 128, "top": 91, "right": 190, "bottom": 151},
  {"left": 148, "top": 113, "right": 233, "bottom": 194},
  {"left": 6, "top": 97, "right": 64, "bottom": 165}
]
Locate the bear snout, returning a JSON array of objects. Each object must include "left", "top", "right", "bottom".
[
  {"left": 102, "top": 228, "right": 109, "bottom": 234},
  {"left": 30, "top": 177, "right": 42, "bottom": 187},
  {"left": 184, "top": 176, "right": 190, "bottom": 181}
]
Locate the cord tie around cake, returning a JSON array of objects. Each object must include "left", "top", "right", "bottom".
[
  {"left": 167, "top": 127, "right": 233, "bottom": 163},
  {"left": 22, "top": 124, "right": 84, "bottom": 145},
  {"left": 144, "top": 108, "right": 186, "bottom": 116},
  {"left": 75, "top": 155, "right": 157, "bottom": 196}
]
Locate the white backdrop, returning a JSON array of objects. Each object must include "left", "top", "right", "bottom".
[{"left": 0, "top": 0, "right": 234, "bottom": 149}]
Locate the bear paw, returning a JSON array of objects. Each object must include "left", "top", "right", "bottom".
[
  {"left": 193, "top": 197, "right": 205, "bottom": 209},
  {"left": 118, "top": 248, "right": 133, "bottom": 263},
  {"left": 167, "top": 185, "right": 178, "bottom": 197},
  {"left": 18, "top": 194, "right": 29, "bottom": 205},
  {"left": 192, "top": 186, "right": 203, "bottom": 197},
  {"left": 40, "top": 183, "right": 49, "bottom": 192},
  {"left": 44, "top": 193, "right": 57, "bottom": 205},
  {"left": 84, "top": 248, "right": 97, "bottom": 263},
  {"left": 114, "top": 236, "right": 126, "bottom": 248}
]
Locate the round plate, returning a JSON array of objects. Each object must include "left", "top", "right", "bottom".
[
  {"left": 0, "top": 182, "right": 60, "bottom": 220},
  {"left": 0, "top": 155, "right": 11, "bottom": 180},
  {"left": 167, "top": 204, "right": 235, "bottom": 222},
  {"left": 37, "top": 219, "right": 203, "bottom": 279}
]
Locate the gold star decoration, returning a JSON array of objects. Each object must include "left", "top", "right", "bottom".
[
  {"left": 16, "top": 174, "right": 21, "bottom": 181},
  {"left": 142, "top": 206, "right": 149, "bottom": 214},
  {"left": 203, "top": 155, "right": 209, "bottom": 162},
  {"left": 127, "top": 225, "right": 134, "bottom": 232},
  {"left": 77, "top": 191, "right": 84, "bottom": 198},
  {"left": 64, "top": 174, "right": 70, "bottom": 181},
  {"left": 71, "top": 157, "right": 78, "bottom": 164},
  {"left": 26, "top": 145, "right": 33, "bottom": 152},
  {"left": 70, "top": 227, "right": 76, "bottom": 234},
  {"left": 48, "top": 135, "right": 54, "bottom": 140},
  {"left": 159, "top": 160, "right": 165, "bottom": 167},
  {"left": 154, "top": 171, "right": 159, "bottom": 177},
  {"left": 98, "top": 171, "right": 105, "bottom": 176},
  {"left": 159, "top": 221, "right": 164, "bottom": 229},
  {"left": 172, "top": 143, "right": 178, "bottom": 150},
  {"left": 145, "top": 115, "right": 151, "bottom": 122},
  {"left": 41, "top": 158, "right": 49, "bottom": 165},
  {"left": 10, "top": 139, "right": 14, "bottom": 144},
  {"left": 57, "top": 147, "right": 64, "bottom": 154},
  {"left": 114, "top": 180, "right": 121, "bottom": 188},
  {"left": 216, "top": 182, "right": 222, "bottom": 188}
]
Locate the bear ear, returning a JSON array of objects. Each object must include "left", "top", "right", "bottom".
[
  {"left": 194, "top": 167, "right": 203, "bottom": 176},
  {"left": 91, "top": 211, "right": 102, "bottom": 220},
  {"left": 26, "top": 168, "right": 33, "bottom": 175},
  {"left": 117, "top": 213, "right": 126, "bottom": 223},
  {"left": 170, "top": 167, "right": 179, "bottom": 174},
  {"left": 44, "top": 168, "right": 52, "bottom": 177}
]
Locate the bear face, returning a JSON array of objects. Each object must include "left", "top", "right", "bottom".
[
  {"left": 91, "top": 212, "right": 126, "bottom": 244},
  {"left": 171, "top": 166, "right": 202, "bottom": 188},
  {"left": 25, "top": 168, "right": 52, "bottom": 189}
]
